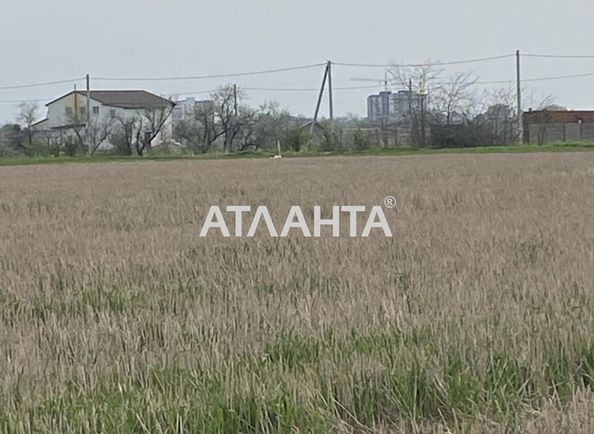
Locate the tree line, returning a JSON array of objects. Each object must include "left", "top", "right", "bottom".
[{"left": 0, "top": 73, "right": 559, "bottom": 158}]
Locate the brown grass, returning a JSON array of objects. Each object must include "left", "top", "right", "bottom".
[{"left": 0, "top": 153, "right": 593, "bottom": 433}]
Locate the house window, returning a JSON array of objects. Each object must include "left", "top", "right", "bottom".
[
  {"left": 92, "top": 106, "right": 99, "bottom": 115},
  {"left": 80, "top": 107, "right": 86, "bottom": 116},
  {"left": 65, "top": 107, "right": 73, "bottom": 116},
  {"left": 110, "top": 109, "right": 116, "bottom": 119}
]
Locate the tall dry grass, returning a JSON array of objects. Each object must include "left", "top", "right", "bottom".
[{"left": 0, "top": 153, "right": 593, "bottom": 433}]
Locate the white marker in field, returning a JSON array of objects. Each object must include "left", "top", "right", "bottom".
[{"left": 272, "top": 140, "right": 283, "bottom": 159}]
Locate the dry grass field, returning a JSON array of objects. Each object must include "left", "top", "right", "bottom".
[{"left": 0, "top": 153, "right": 593, "bottom": 433}]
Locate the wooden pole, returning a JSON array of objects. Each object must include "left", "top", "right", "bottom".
[
  {"left": 86, "top": 74, "right": 91, "bottom": 154},
  {"left": 233, "top": 84, "right": 238, "bottom": 116},
  {"left": 327, "top": 60, "right": 333, "bottom": 121},
  {"left": 516, "top": 50, "right": 523, "bottom": 143},
  {"left": 311, "top": 64, "right": 329, "bottom": 136}
]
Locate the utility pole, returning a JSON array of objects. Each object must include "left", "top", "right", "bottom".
[
  {"left": 516, "top": 50, "right": 523, "bottom": 143},
  {"left": 408, "top": 79, "right": 413, "bottom": 117},
  {"left": 420, "top": 94, "right": 426, "bottom": 147},
  {"left": 74, "top": 84, "right": 78, "bottom": 116},
  {"left": 86, "top": 73, "right": 91, "bottom": 154},
  {"left": 233, "top": 84, "right": 238, "bottom": 117},
  {"left": 311, "top": 63, "right": 329, "bottom": 136},
  {"left": 327, "top": 60, "right": 334, "bottom": 121},
  {"left": 408, "top": 79, "right": 416, "bottom": 142}
]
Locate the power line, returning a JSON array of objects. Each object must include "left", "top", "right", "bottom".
[
  {"left": 472, "top": 71, "right": 594, "bottom": 85},
  {"left": 165, "top": 89, "right": 213, "bottom": 96},
  {"left": 333, "top": 54, "right": 515, "bottom": 68},
  {"left": 92, "top": 63, "right": 326, "bottom": 82},
  {"left": 522, "top": 53, "right": 594, "bottom": 59},
  {"left": 0, "top": 99, "right": 48, "bottom": 105},
  {"left": 0, "top": 77, "right": 83, "bottom": 91},
  {"left": 523, "top": 71, "right": 594, "bottom": 82},
  {"left": 244, "top": 84, "right": 379, "bottom": 92},
  {"left": 162, "top": 85, "right": 381, "bottom": 98}
]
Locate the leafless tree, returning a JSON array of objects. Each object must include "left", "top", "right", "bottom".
[
  {"left": 134, "top": 103, "right": 175, "bottom": 156},
  {"left": 210, "top": 85, "right": 244, "bottom": 153},
  {"left": 388, "top": 63, "right": 443, "bottom": 145},
  {"left": 175, "top": 85, "right": 278, "bottom": 153},
  {"left": 523, "top": 88, "right": 556, "bottom": 112},
  {"left": 389, "top": 63, "right": 443, "bottom": 93},
  {"left": 87, "top": 117, "right": 116, "bottom": 155},
  {"left": 174, "top": 93, "right": 292, "bottom": 153},
  {"left": 17, "top": 102, "right": 39, "bottom": 145},
  {"left": 522, "top": 89, "right": 557, "bottom": 145},
  {"left": 239, "top": 102, "right": 291, "bottom": 151},
  {"left": 111, "top": 114, "right": 139, "bottom": 155},
  {"left": 475, "top": 87, "right": 517, "bottom": 144},
  {"left": 433, "top": 72, "right": 478, "bottom": 125},
  {"left": 65, "top": 107, "right": 87, "bottom": 151},
  {"left": 174, "top": 101, "right": 225, "bottom": 153}
]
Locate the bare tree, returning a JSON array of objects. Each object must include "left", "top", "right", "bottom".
[
  {"left": 522, "top": 89, "right": 557, "bottom": 145},
  {"left": 388, "top": 63, "right": 443, "bottom": 145},
  {"left": 211, "top": 85, "right": 243, "bottom": 153},
  {"left": 389, "top": 63, "right": 443, "bottom": 94},
  {"left": 17, "top": 102, "right": 39, "bottom": 145},
  {"left": 174, "top": 95, "right": 292, "bottom": 153},
  {"left": 475, "top": 87, "right": 517, "bottom": 144},
  {"left": 239, "top": 102, "right": 291, "bottom": 151},
  {"left": 111, "top": 114, "right": 139, "bottom": 155},
  {"left": 175, "top": 85, "right": 265, "bottom": 153},
  {"left": 134, "top": 103, "right": 175, "bottom": 156},
  {"left": 87, "top": 116, "right": 115, "bottom": 155},
  {"left": 523, "top": 88, "right": 556, "bottom": 112},
  {"left": 432, "top": 72, "right": 478, "bottom": 125},
  {"left": 174, "top": 101, "right": 225, "bottom": 153},
  {"left": 65, "top": 106, "right": 87, "bottom": 153}
]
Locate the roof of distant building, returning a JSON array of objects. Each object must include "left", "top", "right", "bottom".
[
  {"left": 524, "top": 110, "right": 594, "bottom": 124},
  {"left": 46, "top": 90, "right": 174, "bottom": 109}
]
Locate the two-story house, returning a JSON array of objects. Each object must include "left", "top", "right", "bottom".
[{"left": 33, "top": 90, "right": 175, "bottom": 150}]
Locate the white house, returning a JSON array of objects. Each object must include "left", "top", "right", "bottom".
[{"left": 33, "top": 90, "right": 175, "bottom": 151}]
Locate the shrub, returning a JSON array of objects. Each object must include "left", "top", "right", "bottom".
[
  {"left": 285, "top": 127, "right": 310, "bottom": 152},
  {"left": 352, "top": 129, "right": 371, "bottom": 150},
  {"left": 63, "top": 137, "right": 83, "bottom": 157}
]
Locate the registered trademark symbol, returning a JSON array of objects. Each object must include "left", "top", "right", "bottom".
[{"left": 384, "top": 196, "right": 397, "bottom": 209}]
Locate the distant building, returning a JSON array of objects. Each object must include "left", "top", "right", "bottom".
[
  {"left": 171, "top": 97, "right": 214, "bottom": 124},
  {"left": 367, "top": 90, "right": 427, "bottom": 122},
  {"left": 33, "top": 90, "right": 175, "bottom": 149},
  {"left": 523, "top": 110, "right": 594, "bottom": 144}
]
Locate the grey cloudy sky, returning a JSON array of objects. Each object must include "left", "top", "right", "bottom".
[{"left": 1, "top": 0, "right": 593, "bottom": 123}]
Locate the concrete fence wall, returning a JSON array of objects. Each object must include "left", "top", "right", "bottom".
[{"left": 526, "top": 122, "right": 594, "bottom": 144}]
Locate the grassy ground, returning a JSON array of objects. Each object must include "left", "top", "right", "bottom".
[
  {"left": 0, "top": 154, "right": 593, "bottom": 432},
  {"left": 1, "top": 142, "right": 594, "bottom": 166}
]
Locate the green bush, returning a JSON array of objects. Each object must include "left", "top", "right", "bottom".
[
  {"left": 63, "top": 137, "right": 83, "bottom": 157},
  {"left": 319, "top": 128, "right": 339, "bottom": 152},
  {"left": 352, "top": 129, "right": 371, "bottom": 150},
  {"left": 23, "top": 140, "right": 50, "bottom": 157},
  {"left": 285, "top": 127, "right": 310, "bottom": 152}
]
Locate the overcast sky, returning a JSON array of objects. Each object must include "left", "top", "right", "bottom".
[{"left": 1, "top": 0, "right": 593, "bottom": 123}]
